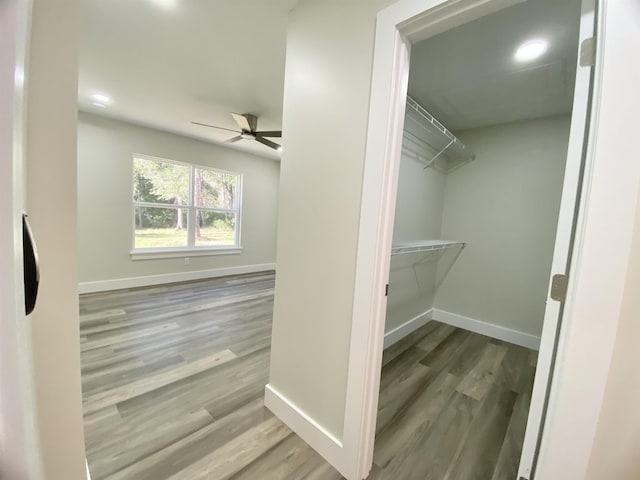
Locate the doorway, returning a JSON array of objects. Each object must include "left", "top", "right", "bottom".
[{"left": 350, "top": 0, "right": 596, "bottom": 478}]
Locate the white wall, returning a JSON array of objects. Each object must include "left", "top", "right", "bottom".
[
  {"left": 435, "top": 115, "right": 570, "bottom": 336},
  {"left": 77, "top": 112, "right": 280, "bottom": 286},
  {"left": 0, "top": 0, "right": 39, "bottom": 477},
  {"left": 25, "top": 0, "right": 87, "bottom": 478},
  {"left": 268, "top": 0, "right": 395, "bottom": 441},
  {"left": 386, "top": 151, "right": 446, "bottom": 331},
  {"left": 391, "top": 158, "right": 445, "bottom": 245},
  {"left": 586, "top": 187, "right": 640, "bottom": 479}
]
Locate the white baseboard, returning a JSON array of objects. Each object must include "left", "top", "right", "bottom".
[
  {"left": 78, "top": 263, "right": 276, "bottom": 294},
  {"left": 264, "top": 384, "right": 346, "bottom": 476},
  {"left": 383, "top": 309, "right": 433, "bottom": 349},
  {"left": 431, "top": 309, "right": 541, "bottom": 350}
]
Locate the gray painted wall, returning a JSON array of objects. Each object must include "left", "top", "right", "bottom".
[
  {"left": 386, "top": 153, "right": 446, "bottom": 332},
  {"left": 435, "top": 115, "right": 570, "bottom": 336},
  {"left": 77, "top": 112, "right": 280, "bottom": 283},
  {"left": 268, "top": 0, "right": 396, "bottom": 440}
]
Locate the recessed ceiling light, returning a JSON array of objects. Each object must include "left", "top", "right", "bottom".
[
  {"left": 149, "top": 0, "right": 176, "bottom": 8},
  {"left": 92, "top": 102, "right": 106, "bottom": 108},
  {"left": 514, "top": 40, "right": 548, "bottom": 62},
  {"left": 91, "top": 92, "right": 111, "bottom": 103}
]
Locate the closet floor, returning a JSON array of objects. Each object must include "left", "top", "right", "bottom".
[
  {"left": 80, "top": 274, "right": 535, "bottom": 479},
  {"left": 372, "top": 321, "right": 536, "bottom": 480}
]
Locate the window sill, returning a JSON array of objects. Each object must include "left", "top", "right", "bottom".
[{"left": 130, "top": 247, "right": 243, "bottom": 261}]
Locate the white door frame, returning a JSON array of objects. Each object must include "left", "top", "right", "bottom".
[
  {"left": 348, "top": 0, "right": 609, "bottom": 479},
  {"left": 0, "top": 0, "right": 43, "bottom": 478}
]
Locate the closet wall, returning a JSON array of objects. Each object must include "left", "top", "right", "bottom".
[
  {"left": 387, "top": 154, "right": 446, "bottom": 331},
  {"left": 386, "top": 114, "right": 570, "bottom": 340},
  {"left": 437, "top": 115, "right": 570, "bottom": 336}
]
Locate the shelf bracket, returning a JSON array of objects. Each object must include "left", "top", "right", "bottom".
[{"left": 423, "top": 138, "right": 454, "bottom": 170}]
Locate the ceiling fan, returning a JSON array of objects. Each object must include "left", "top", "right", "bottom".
[{"left": 192, "top": 113, "right": 282, "bottom": 151}]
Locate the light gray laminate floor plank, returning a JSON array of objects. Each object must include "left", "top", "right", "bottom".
[
  {"left": 491, "top": 363, "right": 536, "bottom": 480},
  {"left": 419, "top": 328, "right": 473, "bottom": 371},
  {"left": 88, "top": 409, "right": 214, "bottom": 478},
  {"left": 445, "top": 384, "right": 517, "bottom": 480},
  {"left": 373, "top": 371, "right": 462, "bottom": 470},
  {"left": 81, "top": 273, "right": 535, "bottom": 480},
  {"left": 164, "top": 415, "right": 291, "bottom": 480},
  {"left": 104, "top": 398, "right": 270, "bottom": 480},
  {"left": 381, "top": 320, "right": 440, "bottom": 366},
  {"left": 229, "top": 433, "right": 318, "bottom": 480},
  {"left": 416, "top": 323, "right": 457, "bottom": 354},
  {"left": 456, "top": 342, "right": 508, "bottom": 401},
  {"left": 375, "top": 362, "right": 431, "bottom": 434},
  {"left": 83, "top": 349, "right": 237, "bottom": 415},
  {"left": 409, "top": 391, "right": 479, "bottom": 480}
]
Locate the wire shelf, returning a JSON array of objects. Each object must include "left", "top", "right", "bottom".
[
  {"left": 391, "top": 240, "right": 467, "bottom": 256},
  {"left": 403, "top": 97, "right": 475, "bottom": 173}
]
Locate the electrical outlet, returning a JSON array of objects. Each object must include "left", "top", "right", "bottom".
[{"left": 184, "top": 257, "right": 190, "bottom": 266}]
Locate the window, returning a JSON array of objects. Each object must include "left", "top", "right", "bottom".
[{"left": 132, "top": 155, "right": 241, "bottom": 256}]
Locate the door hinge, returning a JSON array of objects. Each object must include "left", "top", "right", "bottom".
[
  {"left": 550, "top": 274, "right": 569, "bottom": 302},
  {"left": 580, "top": 36, "right": 597, "bottom": 67},
  {"left": 385, "top": 284, "right": 389, "bottom": 297}
]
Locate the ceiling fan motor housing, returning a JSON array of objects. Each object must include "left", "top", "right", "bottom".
[{"left": 191, "top": 112, "right": 282, "bottom": 150}]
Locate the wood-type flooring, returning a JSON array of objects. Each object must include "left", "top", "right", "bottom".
[{"left": 80, "top": 272, "right": 536, "bottom": 479}]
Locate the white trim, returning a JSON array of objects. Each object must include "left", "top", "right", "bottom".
[
  {"left": 130, "top": 247, "right": 242, "bottom": 260},
  {"left": 78, "top": 263, "right": 275, "bottom": 294},
  {"left": 381, "top": 307, "right": 540, "bottom": 351},
  {"left": 264, "top": 384, "right": 345, "bottom": 472},
  {"left": 383, "top": 309, "right": 433, "bottom": 349},
  {"left": 431, "top": 309, "right": 541, "bottom": 351}
]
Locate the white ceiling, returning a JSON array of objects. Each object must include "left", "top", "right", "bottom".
[
  {"left": 80, "top": 0, "right": 581, "bottom": 155},
  {"left": 409, "top": 0, "right": 581, "bottom": 132},
  {"left": 78, "top": 0, "right": 298, "bottom": 160}
]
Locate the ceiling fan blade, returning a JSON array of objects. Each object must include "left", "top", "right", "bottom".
[
  {"left": 255, "top": 131, "right": 282, "bottom": 138},
  {"left": 191, "top": 121, "right": 241, "bottom": 134},
  {"left": 255, "top": 136, "right": 281, "bottom": 150},
  {"left": 226, "top": 135, "right": 244, "bottom": 144},
  {"left": 231, "top": 113, "right": 257, "bottom": 133}
]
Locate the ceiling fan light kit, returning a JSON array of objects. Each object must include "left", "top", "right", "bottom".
[{"left": 192, "top": 113, "right": 282, "bottom": 150}]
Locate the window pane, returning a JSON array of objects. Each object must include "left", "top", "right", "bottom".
[
  {"left": 195, "top": 211, "right": 236, "bottom": 247},
  {"left": 194, "top": 168, "right": 237, "bottom": 209},
  {"left": 133, "top": 157, "right": 190, "bottom": 205},
  {"left": 134, "top": 207, "right": 188, "bottom": 248}
]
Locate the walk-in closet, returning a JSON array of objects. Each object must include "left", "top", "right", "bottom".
[{"left": 372, "top": 0, "right": 583, "bottom": 478}]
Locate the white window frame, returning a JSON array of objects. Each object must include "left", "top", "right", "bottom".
[{"left": 130, "top": 153, "right": 243, "bottom": 260}]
